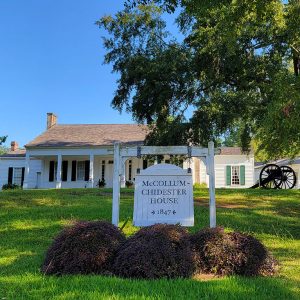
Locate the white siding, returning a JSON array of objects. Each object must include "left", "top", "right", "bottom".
[
  {"left": 213, "top": 155, "right": 254, "bottom": 188},
  {"left": 199, "top": 158, "right": 208, "bottom": 185},
  {"left": 0, "top": 158, "right": 41, "bottom": 189},
  {"left": 255, "top": 168, "right": 261, "bottom": 183},
  {"left": 196, "top": 155, "right": 254, "bottom": 188},
  {"left": 296, "top": 164, "right": 300, "bottom": 189}
]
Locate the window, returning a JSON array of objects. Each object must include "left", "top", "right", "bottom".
[
  {"left": 54, "top": 162, "right": 58, "bottom": 180},
  {"left": 231, "top": 166, "right": 240, "bottom": 185},
  {"left": 77, "top": 161, "right": 85, "bottom": 180},
  {"left": 62, "top": 161, "right": 68, "bottom": 181},
  {"left": 49, "top": 161, "right": 58, "bottom": 182},
  {"left": 71, "top": 161, "right": 77, "bottom": 181},
  {"left": 13, "top": 168, "right": 23, "bottom": 186}
]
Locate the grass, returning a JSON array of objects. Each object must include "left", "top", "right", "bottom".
[{"left": 0, "top": 188, "right": 299, "bottom": 300}]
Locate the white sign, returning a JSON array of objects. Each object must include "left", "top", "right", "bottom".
[{"left": 133, "top": 164, "right": 194, "bottom": 226}]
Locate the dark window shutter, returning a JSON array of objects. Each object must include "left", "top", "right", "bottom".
[
  {"left": 226, "top": 166, "right": 231, "bottom": 186},
  {"left": 71, "top": 161, "right": 77, "bottom": 181},
  {"left": 128, "top": 160, "right": 132, "bottom": 181},
  {"left": 85, "top": 160, "right": 90, "bottom": 181},
  {"left": 8, "top": 167, "right": 13, "bottom": 184},
  {"left": 143, "top": 160, "right": 148, "bottom": 169},
  {"left": 240, "top": 165, "right": 245, "bottom": 186},
  {"left": 21, "top": 167, "right": 25, "bottom": 186},
  {"left": 101, "top": 161, "right": 105, "bottom": 181},
  {"left": 62, "top": 161, "right": 68, "bottom": 182},
  {"left": 49, "top": 161, "right": 55, "bottom": 182}
]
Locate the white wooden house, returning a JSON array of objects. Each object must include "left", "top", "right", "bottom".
[
  {"left": 197, "top": 148, "right": 255, "bottom": 188},
  {"left": 0, "top": 113, "right": 255, "bottom": 189}
]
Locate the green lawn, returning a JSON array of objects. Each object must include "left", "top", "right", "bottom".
[{"left": 0, "top": 188, "right": 299, "bottom": 300}]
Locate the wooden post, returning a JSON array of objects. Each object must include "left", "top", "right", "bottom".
[
  {"left": 208, "top": 141, "right": 216, "bottom": 228},
  {"left": 112, "top": 143, "right": 121, "bottom": 226}
]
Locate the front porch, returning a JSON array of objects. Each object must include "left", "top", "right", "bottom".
[
  {"left": 22, "top": 147, "right": 199, "bottom": 189},
  {"left": 22, "top": 147, "right": 142, "bottom": 189}
]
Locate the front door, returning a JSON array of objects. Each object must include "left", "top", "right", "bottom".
[{"left": 105, "top": 161, "right": 114, "bottom": 188}]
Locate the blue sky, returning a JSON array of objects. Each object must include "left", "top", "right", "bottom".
[{"left": 1, "top": 1, "right": 176, "bottom": 148}]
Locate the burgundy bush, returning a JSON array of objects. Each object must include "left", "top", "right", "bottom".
[
  {"left": 191, "top": 227, "right": 277, "bottom": 276},
  {"left": 113, "top": 224, "right": 196, "bottom": 279},
  {"left": 229, "top": 231, "right": 278, "bottom": 276},
  {"left": 191, "top": 227, "right": 237, "bottom": 275},
  {"left": 41, "top": 220, "right": 126, "bottom": 275}
]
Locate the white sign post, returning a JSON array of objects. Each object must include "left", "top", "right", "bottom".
[
  {"left": 112, "top": 142, "right": 218, "bottom": 228},
  {"left": 133, "top": 164, "right": 194, "bottom": 226}
]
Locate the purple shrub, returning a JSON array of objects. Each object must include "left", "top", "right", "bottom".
[
  {"left": 113, "top": 224, "right": 196, "bottom": 279},
  {"left": 41, "top": 220, "right": 126, "bottom": 275}
]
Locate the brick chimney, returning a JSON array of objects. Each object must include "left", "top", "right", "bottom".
[
  {"left": 47, "top": 113, "right": 57, "bottom": 130},
  {"left": 11, "top": 141, "right": 19, "bottom": 152}
]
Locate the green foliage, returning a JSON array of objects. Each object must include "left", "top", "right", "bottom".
[
  {"left": 193, "top": 182, "right": 207, "bottom": 189},
  {"left": 125, "top": 180, "right": 134, "bottom": 188},
  {"left": 255, "top": 72, "right": 300, "bottom": 159},
  {"left": 0, "top": 135, "right": 7, "bottom": 146},
  {"left": 2, "top": 183, "right": 21, "bottom": 190},
  {"left": 0, "top": 146, "right": 9, "bottom": 155},
  {"left": 145, "top": 117, "right": 192, "bottom": 146},
  {"left": 222, "top": 123, "right": 252, "bottom": 152},
  {"left": 222, "top": 128, "right": 240, "bottom": 147},
  {"left": 98, "top": 1, "right": 300, "bottom": 158},
  {"left": 97, "top": 178, "right": 106, "bottom": 188}
]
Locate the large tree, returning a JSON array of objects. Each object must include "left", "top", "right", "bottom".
[{"left": 97, "top": 0, "right": 300, "bottom": 158}]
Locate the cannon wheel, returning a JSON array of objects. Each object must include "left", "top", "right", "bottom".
[
  {"left": 260, "top": 164, "right": 282, "bottom": 189},
  {"left": 275, "top": 166, "right": 297, "bottom": 189}
]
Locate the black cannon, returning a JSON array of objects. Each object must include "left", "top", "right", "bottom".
[{"left": 252, "top": 164, "right": 297, "bottom": 189}]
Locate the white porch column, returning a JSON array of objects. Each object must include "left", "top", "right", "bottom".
[
  {"left": 23, "top": 152, "right": 30, "bottom": 189},
  {"left": 112, "top": 143, "right": 121, "bottom": 226},
  {"left": 208, "top": 141, "right": 216, "bottom": 228},
  {"left": 89, "top": 154, "right": 94, "bottom": 188},
  {"left": 120, "top": 158, "right": 126, "bottom": 188},
  {"left": 56, "top": 154, "right": 62, "bottom": 189}
]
